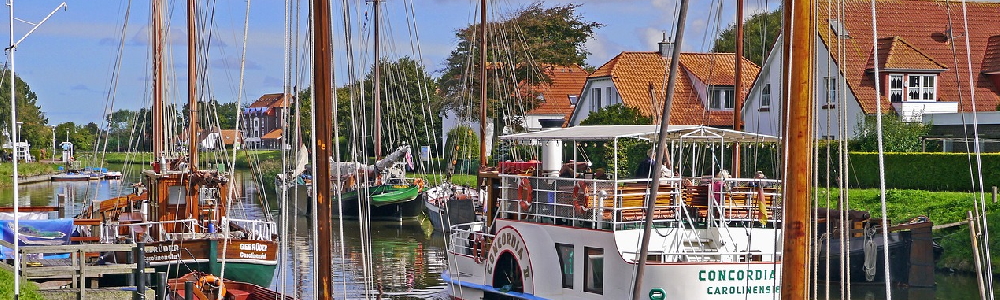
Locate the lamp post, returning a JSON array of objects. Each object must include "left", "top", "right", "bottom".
[
  {"left": 16, "top": 121, "right": 22, "bottom": 162},
  {"left": 51, "top": 126, "right": 55, "bottom": 161}
]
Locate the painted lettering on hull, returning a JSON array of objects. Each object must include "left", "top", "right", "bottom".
[{"left": 696, "top": 269, "right": 780, "bottom": 296}]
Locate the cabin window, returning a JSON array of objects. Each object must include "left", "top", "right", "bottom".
[
  {"left": 168, "top": 186, "right": 186, "bottom": 205},
  {"left": 584, "top": 247, "right": 604, "bottom": 294},
  {"left": 556, "top": 243, "right": 574, "bottom": 288},
  {"left": 907, "top": 74, "right": 936, "bottom": 101},
  {"left": 889, "top": 74, "right": 904, "bottom": 102},
  {"left": 760, "top": 84, "right": 771, "bottom": 108},
  {"left": 825, "top": 77, "right": 838, "bottom": 104},
  {"left": 591, "top": 88, "right": 603, "bottom": 112},
  {"left": 709, "top": 86, "right": 735, "bottom": 110}
]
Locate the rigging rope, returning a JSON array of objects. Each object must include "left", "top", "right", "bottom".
[{"left": 867, "top": 1, "right": 894, "bottom": 299}]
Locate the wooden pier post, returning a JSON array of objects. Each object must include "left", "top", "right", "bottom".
[{"left": 968, "top": 211, "right": 987, "bottom": 300}]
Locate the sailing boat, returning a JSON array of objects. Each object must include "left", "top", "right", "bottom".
[{"left": 77, "top": 0, "right": 277, "bottom": 287}]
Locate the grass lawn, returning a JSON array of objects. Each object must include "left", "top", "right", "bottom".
[
  {"left": 0, "top": 162, "right": 61, "bottom": 188},
  {"left": 0, "top": 268, "right": 45, "bottom": 300}
]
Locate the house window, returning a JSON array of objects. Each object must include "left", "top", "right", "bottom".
[
  {"left": 825, "top": 77, "right": 838, "bottom": 104},
  {"left": 556, "top": 243, "right": 574, "bottom": 288},
  {"left": 584, "top": 247, "right": 603, "bottom": 294},
  {"left": 568, "top": 95, "right": 579, "bottom": 105},
  {"left": 889, "top": 74, "right": 904, "bottom": 102},
  {"left": 907, "top": 74, "right": 936, "bottom": 101},
  {"left": 607, "top": 87, "right": 618, "bottom": 105},
  {"left": 761, "top": 84, "right": 771, "bottom": 108},
  {"left": 709, "top": 86, "right": 735, "bottom": 110},
  {"left": 591, "top": 88, "right": 603, "bottom": 112}
]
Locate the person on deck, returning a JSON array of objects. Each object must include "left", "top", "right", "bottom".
[
  {"left": 634, "top": 149, "right": 655, "bottom": 178},
  {"left": 594, "top": 168, "right": 610, "bottom": 180},
  {"left": 712, "top": 170, "right": 731, "bottom": 205}
]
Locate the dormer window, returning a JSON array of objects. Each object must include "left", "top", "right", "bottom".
[
  {"left": 568, "top": 95, "right": 579, "bottom": 105},
  {"left": 709, "top": 86, "right": 735, "bottom": 110},
  {"left": 888, "top": 74, "right": 936, "bottom": 101}
]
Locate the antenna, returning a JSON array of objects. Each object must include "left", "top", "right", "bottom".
[{"left": 6, "top": 2, "right": 68, "bottom": 298}]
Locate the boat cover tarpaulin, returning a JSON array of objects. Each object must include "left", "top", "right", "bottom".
[{"left": 0, "top": 218, "right": 72, "bottom": 247}]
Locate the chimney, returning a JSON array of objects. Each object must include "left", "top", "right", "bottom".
[{"left": 658, "top": 31, "right": 673, "bottom": 58}]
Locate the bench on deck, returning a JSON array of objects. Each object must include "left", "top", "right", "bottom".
[{"left": 594, "top": 183, "right": 679, "bottom": 222}]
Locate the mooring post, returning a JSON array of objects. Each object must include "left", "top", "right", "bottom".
[
  {"left": 184, "top": 281, "right": 194, "bottom": 300},
  {"left": 992, "top": 186, "right": 996, "bottom": 204},
  {"left": 154, "top": 272, "right": 167, "bottom": 300},
  {"left": 133, "top": 243, "right": 146, "bottom": 300}
]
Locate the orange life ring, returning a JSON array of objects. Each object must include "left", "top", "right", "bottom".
[
  {"left": 413, "top": 178, "right": 426, "bottom": 189},
  {"left": 517, "top": 177, "right": 533, "bottom": 210},
  {"left": 572, "top": 181, "right": 589, "bottom": 214},
  {"left": 197, "top": 274, "right": 226, "bottom": 299}
]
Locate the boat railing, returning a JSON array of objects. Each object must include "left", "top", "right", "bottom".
[
  {"left": 223, "top": 217, "right": 278, "bottom": 241},
  {"left": 495, "top": 174, "right": 782, "bottom": 230},
  {"left": 446, "top": 222, "right": 492, "bottom": 259},
  {"left": 101, "top": 218, "right": 200, "bottom": 243},
  {"left": 619, "top": 249, "right": 781, "bottom": 263}
]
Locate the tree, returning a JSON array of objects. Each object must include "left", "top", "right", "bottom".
[
  {"left": 437, "top": 2, "right": 602, "bottom": 151},
  {"left": 580, "top": 103, "right": 652, "bottom": 125},
  {"left": 852, "top": 114, "right": 929, "bottom": 152},
  {"left": 0, "top": 71, "right": 49, "bottom": 151},
  {"left": 711, "top": 9, "right": 782, "bottom": 66}
]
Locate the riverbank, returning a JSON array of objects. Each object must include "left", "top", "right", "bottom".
[{"left": 0, "top": 162, "right": 60, "bottom": 188}]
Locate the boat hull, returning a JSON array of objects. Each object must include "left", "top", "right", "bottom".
[
  {"left": 336, "top": 185, "right": 423, "bottom": 220},
  {"left": 145, "top": 239, "right": 278, "bottom": 287},
  {"left": 816, "top": 222, "right": 939, "bottom": 287}
]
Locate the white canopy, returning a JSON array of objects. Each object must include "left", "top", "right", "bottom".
[{"left": 500, "top": 125, "right": 780, "bottom": 143}]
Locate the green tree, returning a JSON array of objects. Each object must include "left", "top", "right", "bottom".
[
  {"left": 206, "top": 100, "right": 239, "bottom": 130},
  {"left": 852, "top": 114, "right": 929, "bottom": 152},
  {"left": 580, "top": 103, "right": 652, "bottom": 125},
  {"left": 711, "top": 9, "right": 782, "bottom": 65},
  {"left": 0, "top": 71, "right": 49, "bottom": 151},
  {"left": 437, "top": 2, "right": 602, "bottom": 150}
]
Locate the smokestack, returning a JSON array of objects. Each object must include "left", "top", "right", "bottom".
[{"left": 658, "top": 31, "right": 673, "bottom": 58}]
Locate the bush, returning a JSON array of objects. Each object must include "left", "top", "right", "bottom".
[{"left": 817, "top": 152, "right": 1000, "bottom": 191}]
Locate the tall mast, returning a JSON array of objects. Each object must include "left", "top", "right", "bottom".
[
  {"left": 152, "top": 0, "right": 164, "bottom": 163},
  {"left": 732, "top": 0, "right": 744, "bottom": 177},
  {"left": 631, "top": 1, "right": 689, "bottom": 299},
  {"left": 372, "top": 0, "right": 382, "bottom": 158},
  {"left": 312, "top": 0, "right": 335, "bottom": 298},
  {"left": 780, "top": 0, "right": 815, "bottom": 298},
  {"left": 187, "top": 0, "right": 199, "bottom": 170},
  {"left": 478, "top": 0, "right": 487, "bottom": 167}
]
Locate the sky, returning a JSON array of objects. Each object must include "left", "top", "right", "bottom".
[{"left": 1, "top": 0, "right": 781, "bottom": 126}]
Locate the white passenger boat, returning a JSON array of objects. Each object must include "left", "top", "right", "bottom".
[{"left": 445, "top": 125, "right": 783, "bottom": 299}]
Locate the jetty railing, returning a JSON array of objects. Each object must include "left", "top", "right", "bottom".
[{"left": 0, "top": 240, "right": 154, "bottom": 299}]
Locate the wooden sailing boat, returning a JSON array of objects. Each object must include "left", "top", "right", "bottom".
[{"left": 77, "top": 0, "right": 277, "bottom": 287}]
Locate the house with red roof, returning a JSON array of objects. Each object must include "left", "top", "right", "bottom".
[
  {"left": 522, "top": 65, "right": 590, "bottom": 129},
  {"left": 566, "top": 40, "right": 760, "bottom": 127},
  {"left": 744, "top": 0, "right": 1000, "bottom": 139},
  {"left": 242, "top": 93, "right": 290, "bottom": 149}
]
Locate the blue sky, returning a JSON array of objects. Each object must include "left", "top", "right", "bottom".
[{"left": 2, "top": 0, "right": 779, "bottom": 125}]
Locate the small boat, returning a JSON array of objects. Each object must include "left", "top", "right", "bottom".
[
  {"left": 815, "top": 209, "right": 942, "bottom": 287},
  {"left": 50, "top": 172, "right": 91, "bottom": 181},
  {"left": 423, "top": 182, "right": 480, "bottom": 232},
  {"left": 168, "top": 271, "right": 291, "bottom": 300},
  {"left": 332, "top": 146, "right": 425, "bottom": 220},
  {"left": 103, "top": 170, "right": 123, "bottom": 180}
]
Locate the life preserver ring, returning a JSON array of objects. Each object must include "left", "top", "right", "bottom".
[
  {"left": 572, "top": 181, "right": 589, "bottom": 214},
  {"left": 413, "top": 178, "right": 425, "bottom": 190},
  {"left": 517, "top": 177, "right": 533, "bottom": 210},
  {"left": 197, "top": 274, "right": 226, "bottom": 299},
  {"left": 473, "top": 233, "right": 487, "bottom": 263}
]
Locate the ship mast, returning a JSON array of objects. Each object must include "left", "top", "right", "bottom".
[
  {"left": 312, "top": 0, "right": 335, "bottom": 298},
  {"left": 373, "top": 0, "right": 382, "bottom": 158},
  {"left": 732, "top": 0, "right": 744, "bottom": 177},
  {"left": 152, "top": 0, "right": 164, "bottom": 165},
  {"left": 780, "top": 0, "right": 815, "bottom": 298},
  {"left": 478, "top": 0, "right": 488, "bottom": 167},
  {"left": 187, "top": 0, "right": 199, "bottom": 170}
]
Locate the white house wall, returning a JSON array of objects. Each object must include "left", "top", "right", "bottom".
[
  {"left": 744, "top": 36, "right": 865, "bottom": 139},
  {"left": 569, "top": 77, "right": 615, "bottom": 126}
]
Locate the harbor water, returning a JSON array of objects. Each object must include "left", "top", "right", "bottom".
[{"left": 1, "top": 170, "right": 995, "bottom": 299}]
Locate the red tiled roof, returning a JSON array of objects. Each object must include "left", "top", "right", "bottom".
[
  {"left": 983, "top": 35, "right": 1000, "bottom": 74},
  {"left": 588, "top": 51, "right": 759, "bottom": 126},
  {"left": 261, "top": 128, "right": 283, "bottom": 140},
  {"left": 818, "top": 0, "right": 1000, "bottom": 114},
  {"left": 219, "top": 129, "right": 241, "bottom": 145},
  {"left": 865, "top": 37, "right": 947, "bottom": 71},
  {"left": 525, "top": 65, "right": 590, "bottom": 118},
  {"left": 248, "top": 93, "right": 288, "bottom": 108}
]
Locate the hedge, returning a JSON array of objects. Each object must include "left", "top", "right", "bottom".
[{"left": 820, "top": 152, "right": 1000, "bottom": 192}]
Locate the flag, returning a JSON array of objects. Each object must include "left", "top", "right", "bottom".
[{"left": 757, "top": 187, "right": 769, "bottom": 225}]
